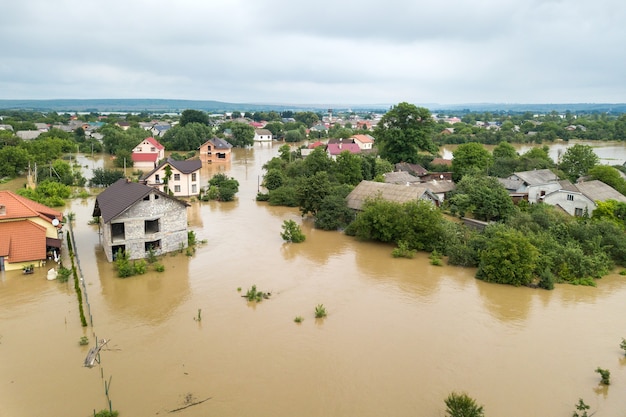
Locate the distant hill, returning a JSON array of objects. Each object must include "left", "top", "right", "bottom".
[{"left": 0, "top": 98, "right": 624, "bottom": 114}]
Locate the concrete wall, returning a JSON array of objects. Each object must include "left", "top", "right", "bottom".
[{"left": 101, "top": 192, "right": 188, "bottom": 262}]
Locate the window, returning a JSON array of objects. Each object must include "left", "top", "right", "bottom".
[
  {"left": 155, "top": 174, "right": 160, "bottom": 183},
  {"left": 191, "top": 173, "right": 197, "bottom": 181},
  {"left": 192, "top": 184, "right": 197, "bottom": 193},
  {"left": 567, "top": 194, "right": 574, "bottom": 201},
  {"left": 145, "top": 240, "right": 161, "bottom": 252},
  {"left": 145, "top": 219, "right": 160, "bottom": 234},
  {"left": 575, "top": 208, "right": 584, "bottom": 216},
  {"left": 174, "top": 174, "right": 180, "bottom": 181},
  {"left": 111, "top": 222, "right": 125, "bottom": 241},
  {"left": 174, "top": 185, "right": 181, "bottom": 193},
  {"left": 150, "top": 147, "right": 156, "bottom": 152}
]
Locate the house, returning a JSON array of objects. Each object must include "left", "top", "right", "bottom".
[
  {"left": 502, "top": 169, "right": 561, "bottom": 203},
  {"left": 395, "top": 163, "right": 428, "bottom": 178},
  {"left": 92, "top": 178, "right": 190, "bottom": 262},
  {"left": 199, "top": 137, "right": 233, "bottom": 164},
  {"left": 16, "top": 130, "right": 42, "bottom": 140},
  {"left": 140, "top": 158, "right": 203, "bottom": 197},
  {"left": 300, "top": 141, "right": 325, "bottom": 157},
  {"left": 151, "top": 124, "right": 171, "bottom": 137},
  {"left": 254, "top": 129, "right": 273, "bottom": 142},
  {"left": 0, "top": 191, "right": 63, "bottom": 271},
  {"left": 326, "top": 142, "right": 361, "bottom": 160},
  {"left": 383, "top": 171, "right": 421, "bottom": 185},
  {"left": 352, "top": 134, "right": 375, "bottom": 150},
  {"left": 131, "top": 137, "right": 165, "bottom": 169},
  {"left": 542, "top": 180, "right": 626, "bottom": 217},
  {"left": 346, "top": 181, "right": 440, "bottom": 210}
]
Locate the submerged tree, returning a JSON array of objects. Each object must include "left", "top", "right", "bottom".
[{"left": 444, "top": 392, "right": 484, "bottom": 417}]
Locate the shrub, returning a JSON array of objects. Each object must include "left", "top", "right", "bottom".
[
  {"left": 429, "top": 250, "right": 443, "bottom": 266},
  {"left": 620, "top": 338, "right": 626, "bottom": 355},
  {"left": 572, "top": 398, "right": 590, "bottom": 417},
  {"left": 132, "top": 260, "right": 147, "bottom": 275},
  {"left": 314, "top": 304, "right": 327, "bottom": 318},
  {"left": 79, "top": 336, "right": 89, "bottom": 346},
  {"left": 391, "top": 240, "right": 416, "bottom": 259},
  {"left": 94, "top": 410, "right": 119, "bottom": 417},
  {"left": 281, "top": 220, "right": 306, "bottom": 243},
  {"left": 245, "top": 285, "right": 270, "bottom": 302},
  {"left": 154, "top": 263, "right": 165, "bottom": 272},
  {"left": 294, "top": 316, "right": 304, "bottom": 323},
  {"left": 444, "top": 392, "right": 484, "bottom": 417},
  {"left": 595, "top": 367, "right": 610, "bottom": 385},
  {"left": 57, "top": 266, "right": 72, "bottom": 283}
]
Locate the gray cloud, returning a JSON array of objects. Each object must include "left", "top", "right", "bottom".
[{"left": 1, "top": 0, "right": 624, "bottom": 104}]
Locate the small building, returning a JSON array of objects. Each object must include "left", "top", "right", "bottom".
[
  {"left": 346, "top": 180, "right": 440, "bottom": 210},
  {"left": 542, "top": 180, "right": 626, "bottom": 217},
  {"left": 326, "top": 142, "right": 361, "bottom": 160},
  {"left": 140, "top": 158, "right": 203, "bottom": 197},
  {"left": 0, "top": 191, "right": 63, "bottom": 271},
  {"left": 92, "top": 179, "right": 189, "bottom": 262},
  {"left": 254, "top": 129, "right": 273, "bottom": 142},
  {"left": 199, "top": 137, "right": 233, "bottom": 164},
  {"left": 503, "top": 169, "right": 561, "bottom": 203},
  {"left": 131, "top": 137, "right": 165, "bottom": 170},
  {"left": 351, "top": 134, "right": 375, "bottom": 150}
]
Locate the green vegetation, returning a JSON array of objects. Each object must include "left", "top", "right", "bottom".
[
  {"left": 314, "top": 304, "right": 327, "bottom": 318},
  {"left": 94, "top": 410, "right": 119, "bottom": 417},
  {"left": 620, "top": 338, "right": 626, "bottom": 355},
  {"left": 444, "top": 392, "right": 484, "bottom": 417},
  {"left": 572, "top": 399, "right": 590, "bottom": 417},
  {"left": 57, "top": 266, "right": 72, "bottom": 283},
  {"left": 79, "top": 336, "right": 89, "bottom": 346},
  {"left": 429, "top": 250, "right": 443, "bottom": 266},
  {"left": 244, "top": 285, "right": 270, "bottom": 302},
  {"left": 66, "top": 230, "right": 88, "bottom": 327},
  {"left": 595, "top": 367, "right": 610, "bottom": 385},
  {"left": 280, "top": 220, "right": 306, "bottom": 243},
  {"left": 391, "top": 240, "right": 416, "bottom": 259},
  {"left": 294, "top": 316, "right": 304, "bottom": 323},
  {"left": 202, "top": 173, "right": 239, "bottom": 202},
  {"left": 113, "top": 250, "right": 148, "bottom": 278}
]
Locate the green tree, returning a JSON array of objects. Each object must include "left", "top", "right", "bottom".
[
  {"left": 227, "top": 122, "right": 255, "bottom": 147},
  {"left": 335, "top": 151, "right": 363, "bottom": 185},
  {"left": 208, "top": 172, "right": 240, "bottom": 201},
  {"left": 449, "top": 174, "right": 515, "bottom": 222},
  {"left": 588, "top": 165, "right": 626, "bottom": 195},
  {"left": 263, "top": 168, "right": 285, "bottom": 190},
  {"left": 281, "top": 220, "right": 306, "bottom": 243},
  {"left": 314, "top": 193, "right": 355, "bottom": 231},
  {"left": 90, "top": 168, "right": 125, "bottom": 187},
  {"left": 297, "top": 171, "right": 332, "bottom": 216},
  {"left": 559, "top": 144, "right": 599, "bottom": 182},
  {"left": 444, "top": 392, "right": 484, "bottom": 417},
  {"left": 373, "top": 102, "right": 437, "bottom": 164},
  {"left": 0, "top": 145, "right": 30, "bottom": 177},
  {"left": 476, "top": 225, "right": 539, "bottom": 286},
  {"left": 451, "top": 142, "right": 494, "bottom": 181},
  {"left": 180, "top": 109, "right": 209, "bottom": 127},
  {"left": 492, "top": 141, "right": 518, "bottom": 159}
]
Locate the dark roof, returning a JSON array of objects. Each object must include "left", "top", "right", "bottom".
[
  {"left": 141, "top": 158, "right": 202, "bottom": 180},
  {"left": 200, "top": 137, "right": 233, "bottom": 150},
  {"left": 395, "top": 163, "right": 428, "bottom": 176},
  {"left": 92, "top": 179, "right": 187, "bottom": 223}
]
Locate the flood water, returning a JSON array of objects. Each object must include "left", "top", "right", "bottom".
[{"left": 3, "top": 142, "right": 626, "bottom": 417}]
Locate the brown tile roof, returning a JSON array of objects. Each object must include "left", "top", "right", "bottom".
[
  {"left": 93, "top": 178, "right": 189, "bottom": 223},
  {"left": 0, "top": 220, "right": 47, "bottom": 262},
  {"left": 0, "top": 190, "right": 63, "bottom": 224},
  {"left": 345, "top": 181, "right": 437, "bottom": 210}
]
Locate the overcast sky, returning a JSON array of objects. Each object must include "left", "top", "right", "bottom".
[{"left": 1, "top": 0, "right": 624, "bottom": 106}]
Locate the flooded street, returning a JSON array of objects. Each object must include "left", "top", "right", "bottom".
[{"left": 3, "top": 143, "right": 626, "bottom": 417}]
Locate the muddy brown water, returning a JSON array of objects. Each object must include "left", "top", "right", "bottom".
[{"left": 3, "top": 143, "right": 626, "bottom": 417}]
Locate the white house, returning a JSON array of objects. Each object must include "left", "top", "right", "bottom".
[
  {"left": 543, "top": 180, "right": 626, "bottom": 216},
  {"left": 254, "top": 129, "right": 273, "bottom": 142}
]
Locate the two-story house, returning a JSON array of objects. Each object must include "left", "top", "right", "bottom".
[
  {"left": 131, "top": 137, "right": 165, "bottom": 169},
  {"left": 351, "top": 134, "right": 375, "bottom": 151},
  {"left": 92, "top": 179, "right": 189, "bottom": 262},
  {"left": 199, "top": 138, "right": 233, "bottom": 164},
  {"left": 543, "top": 180, "right": 626, "bottom": 216},
  {"left": 0, "top": 191, "right": 63, "bottom": 271},
  {"left": 501, "top": 169, "right": 561, "bottom": 203},
  {"left": 140, "top": 158, "right": 203, "bottom": 197}
]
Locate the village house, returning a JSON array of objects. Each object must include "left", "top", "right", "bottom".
[
  {"left": 140, "top": 158, "right": 203, "bottom": 198},
  {"left": 199, "top": 137, "right": 233, "bottom": 164},
  {"left": 351, "top": 134, "right": 375, "bottom": 151},
  {"left": 131, "top": 137, "right": 165, "bottom": 170},
  {"left": 0, "top": 191, "right": 63, "bottom": 271},
  {"left": 346, "top": 180, "right": 440, "bottom": 210},
  {"left": 542, "top": 180, "right": 626, "bottom": 217},
  {"left": 92, "top": 179, "right": 189, "bottom": 262},
  {"left": 501, "top": 169, "right": 561, "bottom": 203},
  {"left": 253, "top": 128, "right": 273, "bottom": 142},
  {"left": 326, "top": 142, "right": 361, "bottom": 160}
]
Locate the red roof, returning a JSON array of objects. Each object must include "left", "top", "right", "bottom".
[
  {"left": 327, "top": 143, "right": 361, "bottom": 155},
  {"left": 308, "top": 141, "right": 325, "bottom": 149},
  {"left": 131, "top": 153, "right": 159, "bottom": 162},
  {"left": 144, "top": 137, "right": 164, "bottom": 150},
  {"left": 0, "top": 190, "right": 63, "bottom": 224},
  {"left": 0, "top": 220, "right": 47, "bottom": 262}
]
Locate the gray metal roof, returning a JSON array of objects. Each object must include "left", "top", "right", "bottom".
[
  {"left": 575, "top": 180, "right": 626, "bottom": 203},
  {"left": 512, "top": 169, "right": 559, "bottom": 185}
]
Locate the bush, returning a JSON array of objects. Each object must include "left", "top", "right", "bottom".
[
  {"left": 281, "top": 220, "right": 306, "bottom": 243},
  {"left": 391, "top": 241, "right": 416, "bottom": 259},
  {"left": 154, "top": 263, "right": 165, "bottom": 272},
  {"left": 444, "top": 392, "right": 484, "bottom": 417},
  {"left": 314, "top": 304, "right": 327, "bottom": 318},
  {"left": 595, "top": 367, "right": 610, "bottom": 385}
]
